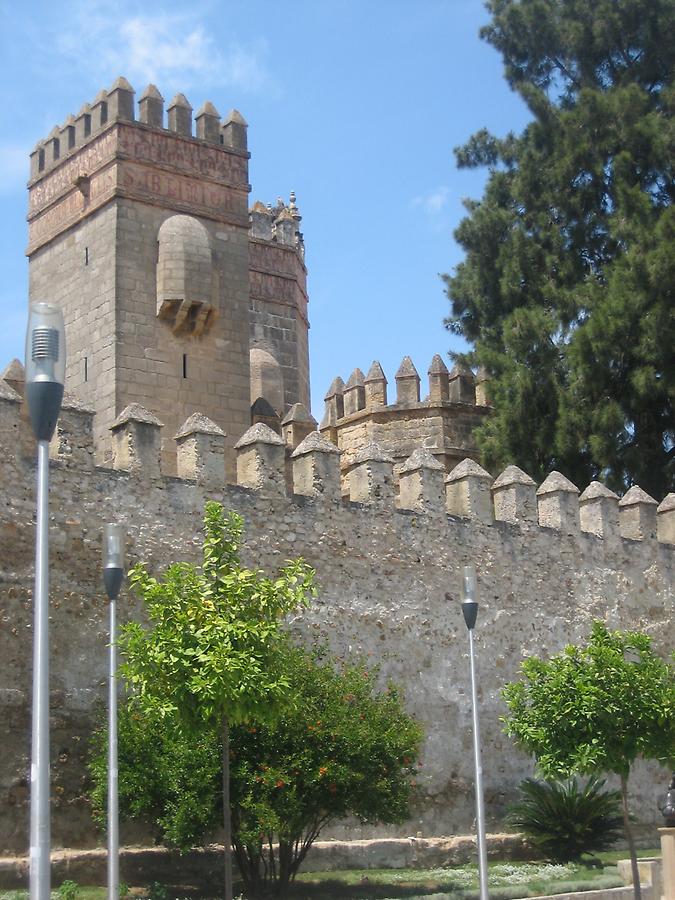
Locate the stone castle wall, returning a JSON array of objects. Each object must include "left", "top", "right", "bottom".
[
  {"left": 321, "top": 356, "right": 491, "bottom": 478},
  {"left": 0, "top": 383, "right": 673, "bottom": 853}
]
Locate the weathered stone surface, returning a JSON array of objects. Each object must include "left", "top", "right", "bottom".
[
  {"left": 579, "top": 481, "right": 620, "bottom": 540},
  {"left": 445, "top": 458, "right": 492, "bottom": 522},
  {"left": 0, "top": 402, "right": 673, "bottom": 852},
  {"left": 492, "top": 465, "right": 537, "bottom": 524},
  {"left": 537, "top": 471, "right": 580, "bottom": 532},
  {"left": 398, "top": 449, "right": 446, "bottom": 515},
  {"left": 291, "top": 432, "right": 341, "bottom": 499},
  {"left": 291, "top": 431, "right": 340, "bottom": 457},
  {"left": 620, "top": 485, "right": 658, "bottom": 542},
  {"left": 398, "top": 448, "right": 445, "bottom": 474},
  {"left": 174, "top": 413, "right": 225, "bottom": 439},
  {"left": 0, "top": 380, "right": 21, "bottom": 402},
  {"left": 234, "top": 422, "right": 285, "bottom": 449},
  {"left": 657, "top": 494, "right": 675, "bottom": 545}
]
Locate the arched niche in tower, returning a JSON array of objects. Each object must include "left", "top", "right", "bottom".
[
  {"left": 156, "top": 214, "right": 215, "bottom": 335},
  {"left": 250, "top": 347, "right": 284, "bottom": 415}
]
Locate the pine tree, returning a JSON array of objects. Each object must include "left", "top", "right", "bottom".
[{"left": 444, "top": 0, "right": 675, "bottom": 496}]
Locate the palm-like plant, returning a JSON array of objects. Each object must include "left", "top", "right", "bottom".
[{"left": 506, "top": 776, "right": 624, "bottom": 861}]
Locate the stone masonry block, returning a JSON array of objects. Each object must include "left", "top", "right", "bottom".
[
  {"left": 348, "top": 443, "right": 395, "bottom": 505},
  {"left": 365, "top": 361, "right": 387, "bottom": 408},
  {"left": 0, "top": 380, "right": 22, "bottom": 452},
  {"left": 428, "top": 355, "right": 450, "bottom": 403},
  {"left": 448, "top": 363, "right": 476, "bottom": 404},
  {"left": 111, "top": 404, "right": 163, "bottom": 477},
  {"left": 445, "top": 458, "right": 492, "bottom": 523},
  {"left": 343, "top": 369, "right": 366, "bottom": 417},
  {"left": 234, "top": 423, "right": 286, "bottom": 497},
  {"left": 657, "top": 494, "right": 675, "bottom": 546},
  {"left": 579, "top": 481, "right": 620, "bottom": 540},
  {"left": 492, "top": 465, "right": 537, "bottom": 524},
  {"left": 281, "top": 403, "right": 317, "bottom": 450},
  {"left": 398, "top": 448, "right": 445, "bottom": 516},
  {"left": 536, "top": 471, "right": 580, "bottom": 532},
  {"left": 619, "top": 485, "right": 658, "bottom": 541},
  {"left": 175, "top": 413, "right": 225, "bottom": 486},
  {"left": 291, "top": 431, "right": 341, "bottom": 501},
  {"left": 195, "top": 101, "right": 220, "bottom": 143},
  {"left": 322, "top": 376, "right": 345, "bottom": 427},
  {"left": 395, "top": 357, "right": 420, "bottom": 405},
  {"left": 49, "top": 392, "right": 96, "bottom": 469}
]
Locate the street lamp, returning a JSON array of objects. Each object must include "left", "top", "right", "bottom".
[
  {"left": 103, "top": 524, "right": 125, "bottom": 900},
  {"left": 460, "top": 564, "right": 489, "bottom": 900},
  {"left": 25, "top": 302, "right": 66, "bottom": 900}
]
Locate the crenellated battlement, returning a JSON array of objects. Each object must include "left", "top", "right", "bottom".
[
  {"left": 1, "top": 376, "right": 672, "bottom": 547},
  {"left": 1, "top": 367, "right": 673, "bottom": 852},
  {"left": 29, "top": 77, "right": 249, "bottom": 184},
  {"left": 27, "top": 77, "right": 252, "bottom": 260},
  {"left": 320, "top": 354, "right": 491, "bottom": 475},
  {"left": 11, "top": 83, "right": 673, "bottom": 856},
  {"left": 249, "top": 193, "right": 304, "bottom": 257}
]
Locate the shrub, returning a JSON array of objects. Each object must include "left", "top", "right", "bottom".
[
  {"left": 506, "top": 776, "right": 623, "bottom": 861},
  {"left": 57, "top": 882, "right": 80, "bottom": 900},
  {"left": 89, "top": 647, "right": 422, "bottom": 898}
]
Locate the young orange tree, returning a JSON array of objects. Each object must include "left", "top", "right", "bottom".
[
  {"left": 503, "top": 622, "right": 675, "bottom": 900},
  {"left": 90, "top": 649, "right": 422, "bottom": 898},
  {"left": 114, "top": 502, "right": 315, "bottom": 900}
]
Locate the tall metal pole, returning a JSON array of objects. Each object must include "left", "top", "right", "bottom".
[
  {"left": 30, "top": 439, "right": 51, "bottom": 900},
  {"left": 103, "top": 523, "right": 124, "bottom": 900},
  {"left": 468, "top": 628, "right": 489, "bottom": 900},
  {"left": 459, "top": 564, "right": 489, "bottom": 900},
  {"left": 108, "top": 592, "right": 119, "bottom": 900},
  {"left": 26, "top": 302, "right": 66, "bottom": 900}
]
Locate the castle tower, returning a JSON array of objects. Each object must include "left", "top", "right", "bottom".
[
  {"left": 248, "top": 193, "right": 310, "bottom": 415},
  {"left": 27, "top": 78, "right": 255, "bottom": 474}
]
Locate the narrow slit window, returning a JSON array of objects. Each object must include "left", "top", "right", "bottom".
[
  {"left": 84, "top": 247, "right": 89, "bottom": 266},
  {"left": 182, "top": 354, "right": 187, "bottom": 379},
  {"left": 84, "top": 357, "right": 88, "bottom": 382}
]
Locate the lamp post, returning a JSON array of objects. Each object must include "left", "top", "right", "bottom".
[
  {"left": 460, "top": 564, "right": 489, "bottom": 900},
  {"left": 103, "top": 524, "right": 125, "bottom": 900},
  {"left": 25, "top": 302, "right": 66, "bottom": 900}
]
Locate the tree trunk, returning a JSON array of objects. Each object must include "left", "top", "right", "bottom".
[
  {"left": 620, "top": 773, "right": 642, "bottom": 900},
  {"left": 222, "top": 717, "right": 233, "bottom": 900}
]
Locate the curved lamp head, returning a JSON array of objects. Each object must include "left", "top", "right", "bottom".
[
  {"left": 103, "top": 523, "right": 125, "bottom": 600},
  {"left": 460, "top": 564, "right": 478, "bottom": 630},
  {"left": 25, "top": 302, "right": 66, "bottom": 441}
]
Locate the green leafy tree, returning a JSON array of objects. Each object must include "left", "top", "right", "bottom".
[
  {"left": 230, "top": 650, "right": 422, "bottom": 896},
  {"left": 89, "top": 649, "right": 422, "bottom": 899},
  {"left": 444, "top": 0, "right": 675, "bottom": 496},
  {"left": 502, "top": 622, "right": 675, "bottom": 899},
  {"left": 116, "top": 502, "right": 315, "bottom": 900},
  {"left": 506, "top": 776, "right": 623, "bottom": 861}
]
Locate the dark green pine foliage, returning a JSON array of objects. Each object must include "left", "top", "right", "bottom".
[{"left": 444, "top": 0, "right": 675, "bottom": 496}]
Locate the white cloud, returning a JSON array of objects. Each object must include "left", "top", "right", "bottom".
[
  {"left": 53, "top": 3, "right": 269, "bottom": 94},
  {"left": 411, "top": 186, "right": 450, "bottom": 215},
  {"left": 0, "top": 144, "right": 29, "bottom": 194}
]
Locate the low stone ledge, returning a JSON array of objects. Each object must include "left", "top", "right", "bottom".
[{"left": 0, "top": 834, "right": 531, "bottom": 888}]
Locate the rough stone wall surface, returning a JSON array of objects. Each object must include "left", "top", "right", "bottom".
[
  {"left": 28, "top": 205, "right": 118, "bottom": 455},
  {"left": 113, "top": 199, "right": 251, "bottom": 478},
  {"left": 331, "top": 405, "right": 490, "bottom": 474},
  {"left": 248, "top": 238, "right": 310, "bottom": 412},
  {"left": 0, "top": 395, "right": 672, "bottom": 853}
]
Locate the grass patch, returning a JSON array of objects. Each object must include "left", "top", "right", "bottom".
[{"left": 0, "top": 849, "right": 659, "bottom": 900}]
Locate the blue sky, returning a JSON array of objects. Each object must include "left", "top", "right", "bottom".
[{"left": 0, "top": 0, "right": 530, "bottom": 421}]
